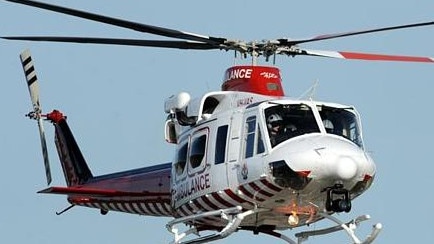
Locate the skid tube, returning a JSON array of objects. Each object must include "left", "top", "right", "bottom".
[
  {"left": 166, "top": 206, "right": 268, "bottom": 244},
  {"left": 252, "top": 213, "right": 381, "bottom": 244},
  {"left": 295, "top": 213, "right": 382, "bottom": 244}
]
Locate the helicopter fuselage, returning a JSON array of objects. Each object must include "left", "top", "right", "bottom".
[{"left": 165, "top": 90, "right": 376, "bottom": 230}]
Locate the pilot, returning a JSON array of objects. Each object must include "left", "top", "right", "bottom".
[
  {"left": 267, "top": 113, "right": 284, "bottom": 146},
  {"left": 323, "top": 119, "right": 334, "bottom": 133}
]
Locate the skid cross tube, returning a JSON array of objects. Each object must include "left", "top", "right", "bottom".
[
  {"left": 295, "top": 213, "right": 382, "bottom": 244},
  {"left": 167, "top": 207, "right": 269, "bottom": 244}
]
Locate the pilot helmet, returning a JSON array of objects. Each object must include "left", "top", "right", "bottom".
[
  {"left": 323, "top": 119, "right": 334, "bottom": 132},
  {"left": 267, "top": 113, "right": 283, "bottom": 129}
]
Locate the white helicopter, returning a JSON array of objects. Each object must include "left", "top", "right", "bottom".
[{"left": 3, "top": 0, "right": 434, "bottom": 243}]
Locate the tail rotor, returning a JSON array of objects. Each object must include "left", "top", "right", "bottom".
[{"left": 20, "top": 49, "right": 52, "bottom": 185}]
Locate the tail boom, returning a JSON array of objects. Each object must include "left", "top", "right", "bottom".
[{"left": 42, "top": 110, "right": 173, "bottom": 217}]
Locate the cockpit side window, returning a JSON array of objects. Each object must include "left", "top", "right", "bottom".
[
  {"left": 318, "top": 106, "right": 363, "bottom": 147},
  {"left": 244, "top": 115, "right": 265, "bottom": 158},
  {"left": 245, "top": 116, "right": 256, "bottom": 158},
  {"left": 174, "top": 142, "right": 188, "bottom": 176},
  {"left": 215, "top": 125, "right": 228, "bottom": 164},
  {"left": 190, "top": 134, "right": 207, "bottom": 168},
  {"left": 265, "top": 104, "right": 320, "bottom": 147}
]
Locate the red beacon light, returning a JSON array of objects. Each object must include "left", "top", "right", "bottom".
[{"left": 221, "top": 65, "right": 285, "bottom": 96}]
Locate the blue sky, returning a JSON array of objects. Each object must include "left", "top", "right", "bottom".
[{"left": 1, "top": 1, "right": 433, "bottom": 243}]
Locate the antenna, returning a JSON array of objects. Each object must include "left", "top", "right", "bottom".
[{"left": 298, "top": 79, "right": 319, "bottom": 100}]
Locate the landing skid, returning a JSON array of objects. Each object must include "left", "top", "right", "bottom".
[
  {"left": 166, "top": 206, "right": 266, "bottom": 244},
  {"left": 167, "top": 208, "right": 381, "bottom": 244},
  {"left": 260, "top": 212, "right": 382, "bottom": 244},
  {"left": 296, "top": 213, "right": 382, "bottom": 244}
]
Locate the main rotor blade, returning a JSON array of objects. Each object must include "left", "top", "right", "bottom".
[
  {"left": 281, "top": 21, "right": 434, "bottom": 45},
  {"left": 5, "top": 0, "right": 226, "bottom": 45},
  {"left": 300, "top": 49, "right": 434, "bottom": 63},
  {"left": 2, "top": 36, "right": 221, "bottom": 50}
]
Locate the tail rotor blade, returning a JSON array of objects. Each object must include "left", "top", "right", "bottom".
[
  {"left": 20, "top": 49, "right": 41, "bottom": 112},
  {"left": 36, "top": 115, "right": 51, "bottom": 185},
  {"left": 20, "top": 49, "right": 52, "bottom": 185}
]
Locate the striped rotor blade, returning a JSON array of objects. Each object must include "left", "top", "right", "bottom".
[
  {"left": 282, "top": 21, "right": 434, "bottom": 45},
  {"left": 5, "top": 0, "right": 226, "bottom": 45},
  {"left": 20, "top": 49, "right": 52, "bottom": 185},
  {"left": 300, "top": 49, "right": 434, "bottom": 63},
  {"left": 20, "top": 49, "right": 41, "bottom": 112},
  {"left": 37, "top": 116, "right": 52, "bottom": 185},
  {"left": 4, "top": 36, "right": 220, "bottom": 50}
]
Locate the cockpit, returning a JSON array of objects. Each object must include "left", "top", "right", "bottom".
[
  {"left": 265, "top": 104, "right": 320, "bottom": 147},
  {"left": 317, "top": 104, "right": 363, "bottom": 147},
  {"left": 264, "top": 102, "right": 363, "bottom": 148}
]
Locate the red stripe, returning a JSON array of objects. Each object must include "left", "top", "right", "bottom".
[
  {"left": 160, "top": 203, "right": 172, "bottom": 216},
  {"left": 117, "top": 202, "right": 127, "bottom": 213},
  {"left": 249, "top": 182, "right": 273, "bottom": 197},
  {"left": 90, "top": 202, "right": 100, "bottom": 209},
  {"left": 224, "top": 189, "right": 254, "bottom": 206},
  {"left": 121, "top": 202, "right": 136, "bottom": 214},
  {"left": 192, "top": 199, "right": 205, "bottom": 211},
  {"left": 108, "top": 202, "right": 117, "bottom": 211},
  {"left": 177, "top": 206, "right": 189, "bottom": 217},
  {"left": 132, "top": 202, "right": 146, "bottom": 215},
  {"left": 156, "top": 202, "right": 168, "bottom": 216},
  {"left": 136, "top": 202, "right": 148, "bottom": 214},
  {"left": 340, "top": 51, "right": 434, "bottom": 63},
  {"left": 211, "top": 192, "right": 234, "bottom": 208},
  {"left": 99, "top": 202, "right": 110, "bottom": 212},
  {"left": 150, "top": 202, "right": 163, "bottom": 215},
  {"left": 239, "top": 185, "right": 265, "bottom": 202},
  {"left": 260, "top": 179, "right": 282, "bottom": 192},
  {"left": 239, "top": 185, "right": 254, "bottom": 198},
  {"left": 185, "top": 202, "right": 196, "bottom": 213},
  {"left": 119, "top": 202, "right": 130, "bottom": 214},
  {"left": 128, "top": 202, "right": 139, "bottom": 214},
  {"left": 200, "top": 195, "right": 219, "bottom": 210},
  {"left": 145, "top": 203, "right": 158, "bottom": 215}
]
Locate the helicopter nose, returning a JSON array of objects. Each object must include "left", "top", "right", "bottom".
[
  {"left": 271, "top": 135, "right": 376, "bottom": 183},
  {"left": 312, "top": 136, "right": 375, "bottom": 182},
  {"left": 335, "top": 156, "right": 358, "bottom": 180}
]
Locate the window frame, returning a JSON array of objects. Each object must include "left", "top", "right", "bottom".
[
  {"left": 173, "top": 140, "right": 188, "bottom": 181},
  {"left": 187, "top": 128, "right": 209, "bottom": 176},
  {"left": 215, "top": 125, "right": 228, "bottom": 164}
]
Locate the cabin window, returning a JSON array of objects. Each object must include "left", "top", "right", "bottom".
[
  {"left": 257, "top": 129, "right": 265, "bottom": 154},
  {"left": 245, "top": 116, "right": 256, "bottom": 158},
  {"left": 190, "top": 134, "right": 207, "bottom": 169},
  {"left": 174, "top": 143, "right": 188, "bottom": 176},
  {"left": 215, "top": 125, "right": 228, "bottom": 164},
  {"left": 202, "top": 97, "right": 219, "bottom": 114}
]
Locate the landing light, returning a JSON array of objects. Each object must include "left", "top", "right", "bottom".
[{"left": 288, "top": 214, "right": 299, "bottom": 226}]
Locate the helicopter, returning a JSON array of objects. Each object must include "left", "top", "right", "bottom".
[{"left": 3, "top": 0, "right": 434, "bottom": 244}]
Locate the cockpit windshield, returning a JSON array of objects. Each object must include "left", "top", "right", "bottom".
[
  {"left": 318, "top": 105, "right": 363, "bottom": 148},
  {"left": 265, "top": 103, "right": 320, "bottom": 147}
]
